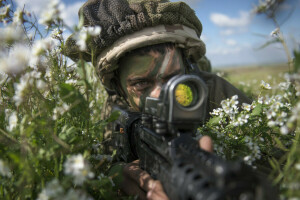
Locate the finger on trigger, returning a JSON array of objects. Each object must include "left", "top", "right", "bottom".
[
  {"left": 120, "top": 175, "right": 147, "bottom": 200},
  {"left": 123, "top": 160, "right": 155, "bottom": 192},
  {"left": 199, "top": 135, "right": 213, "bottom": 153},
  {"left": 147, "top": 181, "right": 169, "bottom": 200}
]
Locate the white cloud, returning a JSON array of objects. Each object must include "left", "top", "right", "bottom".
[
  {"left": 206, "top": 43, "right": 287, "bottom": 67},
  {"left": 200, "top": 34, "right": 208, "bottom": 42},
  {"left": 220, "top": 29, "right": 235, "bottom": 36},
  {"left": 209, "top": 46, "right": 241, "bottom": 55},
  {"left": 61, "top": 2, "right": 84, "bottom": 27},
  {"left": 226, "top": 39, "right": 237, "bottom": 46},
  {"left": 16, "top": 0, "right": 50, "bottom": 15},
  {"left": 170, "top": 0, "right": 203, "bottom": 7},
  {"left": 210, "top": 11, "right": 251, "bottom": 27}
]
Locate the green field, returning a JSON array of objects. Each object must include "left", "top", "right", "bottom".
[
  {"left": 215, "top": 63, "right": 290, "bottom": 85},
  {"left": 213, "top": 63, "right": 290, "bottom": 98}
]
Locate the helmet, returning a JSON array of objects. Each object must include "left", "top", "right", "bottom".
[{"left": 65, "top": 0, "right": 206, "bottom": 90}]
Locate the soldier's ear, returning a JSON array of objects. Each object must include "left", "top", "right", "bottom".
[{"left": 110, "top": 75, "right": 130, "bottom": 107}]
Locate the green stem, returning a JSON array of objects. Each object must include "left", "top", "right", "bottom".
[
  {"left": 81, "top": 60, "right": 90, "bottom": 135},
  {"left": 272, "top": 18, "right": 293, "bottom": 72}
]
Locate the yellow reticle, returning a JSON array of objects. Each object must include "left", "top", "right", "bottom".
[{"left": 175, "top": 83, "right": 193, "bottom": 107}]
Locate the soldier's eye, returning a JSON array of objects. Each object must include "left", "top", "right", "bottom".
[{"left": 132, "top": 81, "right": 151, "bottom": 90}]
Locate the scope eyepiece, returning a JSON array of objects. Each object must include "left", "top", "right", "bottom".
[{"left": 144, "top": 74, "right": 208, "bottom": 134}]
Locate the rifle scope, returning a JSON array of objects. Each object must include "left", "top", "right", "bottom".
[{"left": 144, "top": 74, "right": 208, "bottom": 134}]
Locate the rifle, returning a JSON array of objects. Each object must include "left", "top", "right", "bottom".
[{"left": 111, "top": 74, "right": 278, "bottom": 200}]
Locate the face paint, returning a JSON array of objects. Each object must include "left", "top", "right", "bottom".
[{"left": 118, "top": 47, "right": 185, "bottom": 111}]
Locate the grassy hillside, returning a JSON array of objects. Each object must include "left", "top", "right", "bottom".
[
  {"left": 213, "top": 63, "right": 290, "bottom": 98},
  {"left": 215, "top": 63, "right": 289, "bottom": 85}
]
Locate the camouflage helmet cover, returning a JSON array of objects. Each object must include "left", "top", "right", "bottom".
[{"left": 65, "top": 0, "right": 206, "bottom": 90}]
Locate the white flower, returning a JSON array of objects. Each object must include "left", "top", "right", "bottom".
[
  {"left": 220, "top": 95, "right": 239, "bottom": 119},
  {"left": 267, "top": 75, "right": 272, "bottom": 80},
  {"left": 278, "top": 82, "right": 290, "bottom": 90},
  {"left": 76, "top": 30, "right": 88, "bottom": 51},
  {"left": 229, "top": 95, "right": 239, "bottom": 107},
  {"left": 244, "top": 136, "right": 250, "bottom": 143},
  {"left": 295, "top": 163, "right": 300, "bottom": 171},
  {"left": 210, "top": 108, "right": 223, "bottom": 116},
  {"left": 231, "top": 95, "right": 238, "bottom": 101},
  {"left": 266, "top": 109, "right": 276, "bottom": 119},
  {"left": 83, "top": 26, "right": 101, "bottom": 36},
  {"left": 243, "top": 155, "right": 252, "bottom": 163},
  {"left": 270, "top": 27, "right": 280, "bottom": 37},
  {"left": 267, "top": 120, "right": 276, "bottom": 127},
  {"left": 7, "top": 111, "right": 18, "bottom": 131},
  {"left": 271, "top": 101, "right": 284, "bottom": 110},
  {"left": 239, "top": 81, "right": 245, "bottom": 86},
  {"left": 75, "top": 29, "right": 88, "bottom": 51},
  {"left": 37, "top": 179, "right": 64, "bottom": 200},
  {"left": 281, "top": 112, "right": 287, "bottom": 118},
  {"left": 242, "top": 103, "right": 252, "bottom": 111},
  {"left": 12, "top": 8, "right": 24, "bottom": 25},
  {"left": 36, "top": 192, "right": 49, "bottom": 200},
  {"left": 65, "top": 79, "right": 77, "bottom": 85},
  {"left": 216, "top": 72, "right": 224, "bottom": 77},
  {"left": 74, "top": 26, "right": 101, "bottom": 51},
  {"left": 51, "top": 28, "right": 63, "bottom": 38},
  {"left": 52, "top": 103, "right": 70, "bottom": 120},
  {"left": 36, "top": 80, "right": 47, "bottom": 90},
  {"left": 260, "top": 80, "right": 272, "bottom": 90},
  {"left": 253, "top": 145, "right": 261, "bottom": 157},
  {"left": 63, "top": 189, "right": 94, "bottom": 200},
  {"left": 39, "top": 0, "right": 64, "bottom": 26},
  {"left": 64, "top": 154, "right": 94, "bottom": 185},
  {"left": 13, "top": 73, "right": 32, "bottom": 106},
  {"left": 280, "top": 126, "right": 289, "bottom": 135},
  {"left": 31, "top": 70, "right": 42, "bottom": 79},
  {"left": 0, "top": 4, "right": 10, "bottom": 16},
  {"left": 32, "top": 38, "right": 55, "bottom": 56},
  {"left": 232, "top": 114, "right": 249, "bottom": 126},
  {"left": 0, "top": 44, "right": 31, "bottom": 75},
  {"left": 0, "top": 159, "right": 12, "bottom": 177}
]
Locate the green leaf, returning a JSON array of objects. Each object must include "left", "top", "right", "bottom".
[
  {"left": 256, "top": 38, "right": 281, "bottom": 50},
  {"left": 293, "top": 50, "right": 300, "bottom": 73},
  {"left": 108, "top": 163, "right": 124, "bottom": 187},
  {"left": 274, "top": 137, "right": 288, "bottom": 151},
  {"left": 58, "top": 83, "right": 89, "bottom": 118},
  {"left": 8, "top": 153, "right": 20, "bottom": 164},
  {"left": 251, "top": 104, "right": 262, "bottom": 116},
  {"left": 107, "top": 111, "right": 120, "bottom": 123},
  {"left": 59, "top": 83, "right": 77, "bottom": 103},
  {"left": 208, "top": 116, "right": 221, "bottom": 126}
]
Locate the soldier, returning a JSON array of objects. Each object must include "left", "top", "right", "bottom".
[{"left": 65, "top": 0, "right": 251, "bottom": 199}]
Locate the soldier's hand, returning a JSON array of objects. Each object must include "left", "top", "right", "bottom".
[
  {"left": 121, "top": 160, "right": 169, "bottom": 200},
  {"left": 199, "top": 135, "right": 213, "bottom": 153},
  {"left": 120, "top": 136, "right": 213, "bottom": 200}
]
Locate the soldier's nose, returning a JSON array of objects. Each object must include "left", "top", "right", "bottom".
[{"left": 150, "top": 84, "right": 162, "bottom": 99}]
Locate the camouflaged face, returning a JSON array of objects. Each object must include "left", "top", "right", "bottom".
[{"left": 118, "top": 47, "right": 185, "bottom": 111}]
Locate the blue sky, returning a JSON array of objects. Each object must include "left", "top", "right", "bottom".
[{"left": 15, "top": 0, "right": 300, "bottom": 68}]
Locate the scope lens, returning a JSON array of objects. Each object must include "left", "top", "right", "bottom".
[{"left": 175, "top": 83, "right": 194, "bottom": 107}]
